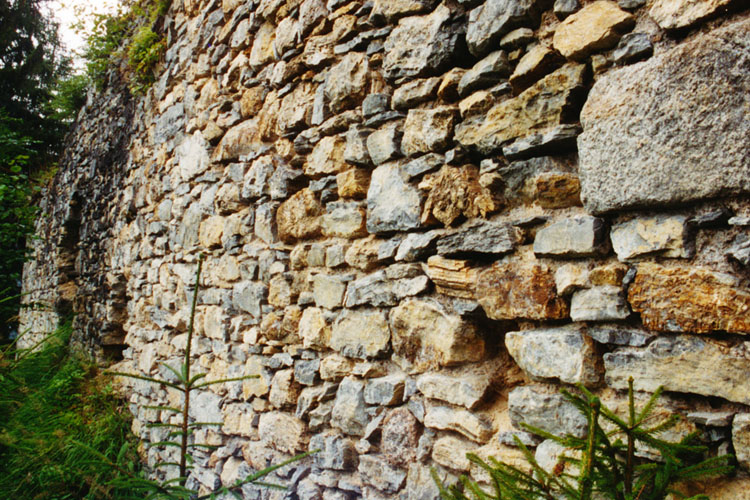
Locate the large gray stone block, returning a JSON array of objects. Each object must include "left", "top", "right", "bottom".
[{"left": 578, "top": 18, "right": 750, "bottom": 214}]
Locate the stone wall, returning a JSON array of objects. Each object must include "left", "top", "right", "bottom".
[{"left": 20, "top": 0, "right": 750, "bottom": 498}]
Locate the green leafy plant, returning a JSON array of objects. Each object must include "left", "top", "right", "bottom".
[
  {"left": 127, "top": 26, "right": 166, "bottom": 94},
  {"left": 0, "top": 321, "right": 142, "bottom": 499},
  {"left": 107, "top": 254, "right": 314, "bottom": 498},
  {"left": 434, "top": 379, "right": 734, "bottom": 500}
]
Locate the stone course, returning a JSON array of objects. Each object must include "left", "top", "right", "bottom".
[{"left": 19, "top": 0, "right": 750, "bottom": 497}]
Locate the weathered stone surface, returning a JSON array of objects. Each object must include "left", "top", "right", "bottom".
[
  {"left": 233, "top": 282, "right": 266, "bottom": 318},
  {"left": 344, "top": 269, "right": 430, "bottom": 308},
  {"left": 432, "top": 435, "right": 473, "bottom": 471},
  {"left": 612, "top": 32, "right": 653, "bottom": 64},
  {"left": 300, "top": 307, "right": 331, "bottom": 350},
  {"left": 358, "top": 454, "right": 407, "bottom": 493},
  {"left": 306, "top": 135, "right": 347, "bottom": 178},
  {"left": 728, "top": 234, "right": 750, "bottom": 267},
  {"left": 477, "top": 261, "right": 569, "bottom": 320},
  {"left": 176, "top": 132, "right": 210, "bottom": 181},
  {"left": 466, "top": 0, "right": 544, "bottom": 57},
  {"left": 510, "top": 44, "right": 564, "bottom": 94},
  {"left": 344, "top": 236, "right": 382, "bottom": 271},
  {"left": 383, "top": 5, "right": 461, "bottom": 80},
  {"left": 649, "top": 0, "right": 734, "bottom": 30},
  {"left": 570, "top": 286, "right": 630, "bottom": 321},
  {"left": 425, "top": 403, "right": 494, "bottom": 443},
  {"left": 417, "top": 361, "right": 502, "bottom": 409},
  {"left": 610, "top": 216, "right": 691, "bottom": 261},
  {"left": 508, "top": 385, "right": 588, "bottom": 438},
  {"left": 371, "top": 0, "right": 438, "bottom": 23},
  {"left": 344, "top": 126, "right": 372, "bottom": 167},
  {"left": 553, "top": 1, "right": 634, "bottom": 60},
  {"left": 456, "top": 64, "right": 586, "bottom": 155},
  {"left": 529, "top": 172, "right": 581, "bottom": 208},
  {"left": 457, "top": 51, "right": 512, "bottom": 97},
  {"left": 604, "top": 336, "right": 750, "bottom": 405},
  {"left": 269, "top": 368, "right": 301, "bottom": 408},
  {"left": 259, "top": 412, "right": 308, "bottom": 453},
  {"left": 733, "top": 414, "right": 750, "bottom": 472},
  {"left": 627, "top": 263, "right": 750, "bottom": 334},
  {"left": 392, "top": 77, "right": 441, "bottom": 110},
  {"left": 587, "top": 324, "right": 655, "bottom": 347},
  {"left": 422, "top": 166, "right": 503, "bottom": 227},
  {"left": 366, "top": 162, "right": 423, "bottom": 234},
  {"left": 533, "top": 216, "right": 609, "bottom": 257},
  {"left": 502, "top": 124, "right": 581, "bottom": 161},
  {"left": 364, "top": 375, "right": 405, "bottom": 406},
  {"left": 401, "top": 107, "right": 458, "bottom": 157},
  {"left": 249, "top": 21, "right": 276, "bottom": 68},
  {"left": 381, "top": 408, "right": 420, "bottom": 466},
  {"left": 277, "top": 188, "right": 323, "bottom": 243},
  {"left": 389, "top": 298, "right": 485, "bottom": 370},
  {"left": 310, "top": 432, "right": 359, "bottom": 471},
  {"left": 367, "top": 122, "right": 403, "bottom": 166},
  {"left": 312, "top": 274, "right": 348, "bottom": 309},
  {"left": 578, "top": 18, "right": 750, "bottom": 214},
  {"left": 277, "top": 82, "right": 316, "bottom": 133},
  {"left": 554, "top": 263, "right": 588, "bottom": 296},
  {"left": 331, "top": 376, "right": 369, "bottom": 435},
  {"left": 321, "top": 202, "right": 367, "bottom": 239},
  {"left": 331, "top": 309, "right": 391, "bottom": 359},
  {"left": 506, "top": 326, "right": 600, "bottom": 386},
  {"left": 325, "top": 52, "right": 369, "bottom": 113},
  {"left": 337, "top": 169, "right": 370, "bottom": 199},
  {"left": 436, "top": 220, "right": 522, "bottom": 256},
  {"left": 199, "top": 216, "right": 224, "bottom": 249},
  {"left": 425, "top": 256, "right": 477, "bottom": 300}
]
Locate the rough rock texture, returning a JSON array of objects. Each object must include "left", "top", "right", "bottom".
[
  {"left": 628, "top": 263, "right": 750, "bottom": 334},
  {"left": 20, "top": 0, "right": 750, "bottom": 496},
  {"left": 578, "top": 18, "right": 750, "bottom": 214}
]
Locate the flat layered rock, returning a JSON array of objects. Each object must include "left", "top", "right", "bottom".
[
  {"left": 552, "top": 1, "right": 634, "bottom": 60},
  {"left": 628, "top": 263, "right": 750, "bottom": 334},
  {"left": 649, "top": 0, "right": 735, "bottom": 30},
  {"left": 604, "top": 336, "right": 750, "bottom": 405},
  {"left": 578, "top": 18, "right": 750, "bottom": 214}
]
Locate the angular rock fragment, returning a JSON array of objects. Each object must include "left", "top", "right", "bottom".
[
  {"left": 331, "top": 376, "right": 369, "bottom": 435},
  {"left": 366, "top": 122, "right": 403, "bottom": 166},
  {"left": 605, "top": 336, "right": 750, "bottom": 405},
  {"left": 733, "top": 414, "right": 750, "bottom": 472},
  {"left": 477, "top": 260, "right": 569, "bottom": 320},
  {"left": 570, "top": 286, "right": 630, "bottom": 321},
  {"left": 389, "top": 298, "right": 486, "bottom": 370},
  {"left": 610, "top": 215, "right": 691, "bottom": 261},
  {"left": 506, "top": 326, "right": 600, "bottom": 386},
  {"left": 649, "top": 0, "right": 734, "bottom": 30},
  {"left": 366, "top": 162, "right": 423, "bottom": 234},
  {"left": 627, "top": 263, "right": 750, "bottom": 334},
  {"left": 305, "top": 135, "right": 347, "bottom": 178},
  {"left": 422, "top": 165, "right": 503, "bottom": 226},
  {"left": 436, "top": 220, "right": 522, "bottom": 256},
  {"left": 325, "top": 52, "right": 370, "bottom": 113},
  {"left": 330, "top": 309, "right": 391, "bottom": 359},
  {"left": 509, "top": 45, "right": 565, "bottom": 94},
  {"left": 358, "top": 454, "right": 407, "bottom": 494},
  {"left": 502, "top": 124, "right": 581, "bottom": 161},
  {"left": 364, "top": 375, "right": 406, "bottom": 406},
  {"left": 424, "top": 403, "right": 494, "bottom": 443},
  {"left": 552, "top": 1, "right": 634, "bottom": 60},
  {"left": 401, "top": 107, "right": 458, "bottom": 157},
  {"left": 344, "top": 269, "right": 429, "bottom": 308},
  {"left": 259, "top": 412, "right": 308, "bottom": 453},
  {"left": 425, "top": 256, "right": 477, "bottom": 300},
  {"left": 533, "top": 216, "right": 609, "bottom": 257},
  {"left": 508, "top": 385, "right": 588, "bottom": 437},
  {"left": 466, "top": 0, "right": 544, "bottom": 57},
  {"left": 392, "top": 77, "right": 441, "bottom": 110},
  {"left": 321, "top": 202, "right": 368, "bottom": 239},
  {"left": 417, "top": 360, "right": 503, "bottom": 409},
  {"left": 457, "top": 51, "right": 512, "bottom": 97},
  {"left": 276, "top": 188, "right": 323, "bottom": 243}
]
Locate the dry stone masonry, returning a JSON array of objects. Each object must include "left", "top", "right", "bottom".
[{"left": 20, "top": 0, "right": 750, "bottom": 498}]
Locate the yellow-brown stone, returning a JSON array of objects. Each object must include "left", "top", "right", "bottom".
[
  {"left": 628, "top": 263, "right": 750, "bottom": 334},
  {"left": 276, "top": 188, "right": 323, "bottom": 243},
  {"left": 421, "top": 165, "right": 503, "bottom": 226},
  {"left": 425, "top": 256, "right": 478, "bottom": 300}
]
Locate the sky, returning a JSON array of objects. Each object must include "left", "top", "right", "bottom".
[{"left": 44, "top": 0, "right": 122, "bottom": 67}]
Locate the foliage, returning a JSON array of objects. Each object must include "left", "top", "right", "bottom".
[
  {"left": 0, "top": 321, "right": 142, "bottom": 499},
  {"left": 80, "top": 0, "right": 171, "bottom": 94},
  {"left": 434, "top": 379, "right": 734, "bottom": 500},
  {"left": 0, "top": 112, "right": 38, "bottom": 340},
  {"left": 107, "top": 254, "right": 314, "bottom": 498}
]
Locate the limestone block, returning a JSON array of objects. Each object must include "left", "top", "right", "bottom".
[
  {"left": 176, "top": 132, "right": 210, "bottom": 181},
  {"left": 277, "top": 81, "right": 316, "bottom": 133},
  {"left": 432, "top": 435, "right": 473, "bottom": 471},
  {"left": 416, "top": 361, "right": 502, "bottom": 409},
  {"left": 477, "top": 261, "right": 569, "bottom": 320},
  {"left": 392, "top": 77, "right": 441, "bottom": 110},
  {"left": 199, "top": 216, "right": 225, "bottom": 249},
  {"left": 436, "top": 220, "right": 522, "bottom": 256},
  {"left": 337, "top": 168, "right": 370, "bottom": 199},
  {"left": 344, "top": 269, "right": 430, "bottom": 308},
  {"left": 203, "top": 305, "right": 228, "bottom": 340},
  {"left": 321, "top": 202, "right": 367, "bottom": 239},
  {"left": 331, "top": 309, "right": 391, "bottom": 359},
  {"left": 344, "top": 237, "right": 382, "bottom": 271},
  {"left": 554, "top": 263, "right": 588, "bottom": 296},
  {"left": 389, "top": 298, "right": 486, "bottom": 370},
  {"left": 733, "top": 414, "right": 750, "bottom": 472},
  {"left": 320, "top": 354, "right": 356, "bottom": 381},
  {"left": 383, "top": 5, "right": 461, "bottom": 80},
  {"left": 305, "top": 135, "right": 347, "bottom": 178},
  {"left": 325, "top": 52, "right": 369, "bottom": 113},
  {"left": 366, "top": 162, "right": 423, "bottom": 234},
  {"left": 466, "top": 0, "right": 544, "bottom": 57},
  {"left": 505, "top": 326, "right": 600, "bottom": 386},
  {"left": 508, "top": 385, "right": 588, "bottom": 437},
  {"left": 649, "top": 0, "right": 734, "bottom": 30},
  {"left": 425, "top": 256, "right": 478, "bottom": 300},
  {"left": 213, "top": 119, "right": 261, "bottom": 162},
  {"left": 344, "top": 126, "right": 372, "bottom": 167},
  {"left": 309, "top": 431, "right": 358, "bottom": 470},
  {"left": 604, "top": 336, "right": 750, "bottom": 405},
  {"left": 269, "top": 369, "right": 300, "bottom": 408},
  {"left": 457, "top": 50, "right": 511, "bottom": 97},
  {"left": 268, "top": 274, "right": 294, "bottom": 308},
  {"left": 610, "top": 215, "right": 691, "bottom": 261},
  {"left": 331, "top": 376, "right": 369, "bottom": 436},
  {"left": 628, "top": 263, "right": 750, "bottom": 334},
  {"left": 248, "top": 22, "right": 276, "bottom": 68},
  {"left": 366, "top": 122, "right": 403, "bottom": 166},
  {"left": 533, "top": 216, "right": 609, "bottom": 257},
  {"left": 578, "top": 18, "right": 750, "bottom": 214},
  {"left": 571, "top": 285, "right": 630, "bottom": 321},
  {"left": 370, "top": 0, "right": 438, "bottom": 23},
  {"left": 509, "top": 44, "right": 565, "bottom": 93},
  {"left": 259, "top": 411, "right": 308, "bottom": 453},
  {"left": 424, "top": 403, "right": 494, "bottom": 443},
  {"left": 276, "top": 189, "right": 323, "bottom": 243},
  {"left": 401, "top": 107, "right": 458, "bottom": 157},
  {"left": 455, "top": 64, "right": 586, "bottom": 155},
  {"left": 233, "top": 281, "right": 266, "bottom": 318},
  {"left": 530, "top": 172, "right": 581, "bottom": 208},
  {"left": 312, "top": 274, "right": 348, "bottom": 309},
  {"left": 358, "top": 454, "right": 407, "bottom": 494},
  {"left": 553, "top": 2, "right": 634, "bottom": 60}
]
